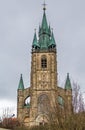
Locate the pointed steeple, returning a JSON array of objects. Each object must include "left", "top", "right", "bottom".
[
  {"left": 32, "top": 30, "right": 40, "bottom": 48},
  {"left": 41, "top": 9, "right": 48, "bottom": 33},
  {"left": 65, "top": 73, "right": 72, "bottom": 90},
  {"left": 48, "top": 25, "right": 51, "bottom": 36},
  {"left": 39, "top": 25, "right": 41, "bottom": 35},
  {"left": 33, "top": 2, "right": 56, "bottom": 51},
  {"left": 39, "top": 4, "right": 49, "bottom": 36},
  {"left": 38, "top": 5, "right": 51, "bottom": 50},
  {"left": 48, "top": 31, "right": 56, "bottom": 48},
  {"left": 18, "top": 74, "right": 24, "bottom": 90},
  {"left": 51, "top": 31, "right": 56, "bottom": 45}
]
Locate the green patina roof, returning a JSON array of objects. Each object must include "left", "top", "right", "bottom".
[
  {"left": 38, "top": 34, "right": 50, "bottom": 50},
  {"left": 51, "top": 32, "right": 56, "bottom": 45},
  {"left": 18, "top": 74, "right": 24, "bottom": 90},
  {"left": 58, "top": 96, "right": 64, "bottom": 106},
  {"left": 38, "top": 9, "right": 50, "bottom": 50},
  {"left": 32, "top": 31, "right": 40, "bottom": 48},
  {"left": 41, "top": 10, "right": 49, "bottom": 34},
  {"left": 32, "top": 6, "right": 56, "bottom": 51},
  {"left": 48, "top": 25, "right": 51, "bottom": 36},
  {"left": 48, "top": 31, "right": 56, "bottom": 47},
  {"left": 39, "top": 25, "right": 41, "bottom": 34},
  {"left": 65, "top": 73, "right": 72, "bottom": 90}
]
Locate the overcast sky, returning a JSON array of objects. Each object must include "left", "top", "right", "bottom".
[{"left": 0, "top": 0, "right": 85, "bottom": 116}]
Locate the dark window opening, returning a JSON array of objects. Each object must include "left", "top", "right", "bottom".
[
  {"left": 41, "top": 58, "right": 47, "bottom": 68},
  {"left": 39, "top": 122, "right": 43, "bottom": 125},
  {"left": 24, "top": 96, "right": 30, "bottom": 107},
  {"left": 39, "top": 122, "right": 47, "bottom": 126}
]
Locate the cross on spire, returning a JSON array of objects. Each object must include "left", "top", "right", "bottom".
[{"left": 43, "top": 0, "right": 47, "bottom": 11}]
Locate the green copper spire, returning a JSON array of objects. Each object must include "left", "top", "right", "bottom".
[
  {"left": 39, "top": 25, "right": 41, "bottom": 35},
  {"left": 48, "top": 31, "right": 56, "bottom": 48},
  {"left": 40, "top": 1, "right": 48, "bottom": 34},
  {"left": 65, "top": 73, "right": 72, "bottom": 90},
  {"left": 18, "top": 74, "right": 24, "bottom": 90},
  {"left": 38, "top": 6, "right": 50, "bottom": 50},
  {"left": 41, "top": 10, "right": 48, "bottom": 33},
  {"left": 51, "top": 31, "right": 56, "bottom": 45},
  {"left": 48, "top": 25, "right": 51, "bottom": 36},
  {"left": 32, "top": 30, "right": 40, "bottom": 48},
  {"left": 32, "top": 3, "right": 56, "bottom": 51}
]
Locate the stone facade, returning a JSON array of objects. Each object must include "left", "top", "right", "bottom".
[{"left": 17, "top": 6, "right": 73, "bottom": 127}]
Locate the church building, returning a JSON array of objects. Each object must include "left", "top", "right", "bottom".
[{"left": 17, "top": 4, "right": 73, "bottom": 127}]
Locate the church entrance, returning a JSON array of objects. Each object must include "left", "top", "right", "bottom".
[{"left": 36, "top": 114, "right": 49, "bottom": 126}]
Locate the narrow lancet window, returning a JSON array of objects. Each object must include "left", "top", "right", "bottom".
[{"left": 41, "top": 56, "right": 47, "bottom": 68}]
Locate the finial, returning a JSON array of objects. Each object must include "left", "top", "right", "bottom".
[
  {"left": 67, "top": 73, "right": 69, "bottom": 75},
  {"left": 42, "top": 0, "right": 47, "bottom": 11},
  {"left": 21, "top": 74, "right": 22, "bottom": 78},
  {"left": 34, "top": 28, "right": 36, "bottom": 32},
  {"left": 67, "top": 73, "right": 69, "bottom": 78},
  {"left": 34, "top": 28, "right": 36, "bottom": 33}
]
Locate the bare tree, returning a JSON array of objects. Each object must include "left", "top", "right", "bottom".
[
  {"left": 2, "top": 107, "right": 15, "bottom": 128},
  {"left": 72, "top": 82, "right": 85, "bottom": 113},
  {"left": 78, "top": 92, "right": 85, "bottom": 112}
]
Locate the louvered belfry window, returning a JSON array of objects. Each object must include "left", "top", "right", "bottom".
[{"left": 41, "top": 56, "right": 47, "bottom": 68}]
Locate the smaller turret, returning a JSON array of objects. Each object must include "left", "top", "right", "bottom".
[
  {"left": 18, "top": 74, "right": 24, "bottom": 90},
  {"left": 48, "top": 31, "right": 56, "bottom": 48},
  {"left": 32, "top": 30, "right": 40, "bottom": 50},
  {"left": 17, "top": 74, "right": 24, "bottom": 121},
  {"left": 64, "top": 73, "right": 73, "bottom": 115},
  {"left": 48, "top": 25, "right": 51, "bottom": 36},
  {"left": 65, "top": 73, "right": 72, "bottom": 90}
]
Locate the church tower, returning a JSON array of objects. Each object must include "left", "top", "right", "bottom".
[
  {"left": 17, "top": 4, "right": 73, "bottom": 127},
  {"left": 30, "top": 6, "right": 57, "bottom": 126}
]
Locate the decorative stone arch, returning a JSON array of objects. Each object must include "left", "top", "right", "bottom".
[
  {"left": 57, "top": 95, "right": 65, "bottom": 108},
  {"left": 24, "top": 96, "right": 30, "bottom": 107}
]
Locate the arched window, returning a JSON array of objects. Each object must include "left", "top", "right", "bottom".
[
  {"left": 38, "top": 94, "right": 50, "bottom": 114},
  {"left": 24, "top": 96, "right": 30, "bottom": 108},
  {"left": 41, "top": 56, "right": 47, "bottom": 68},
  {"left": 57, "top": 96, "right": 64, "bottom": 107}
]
